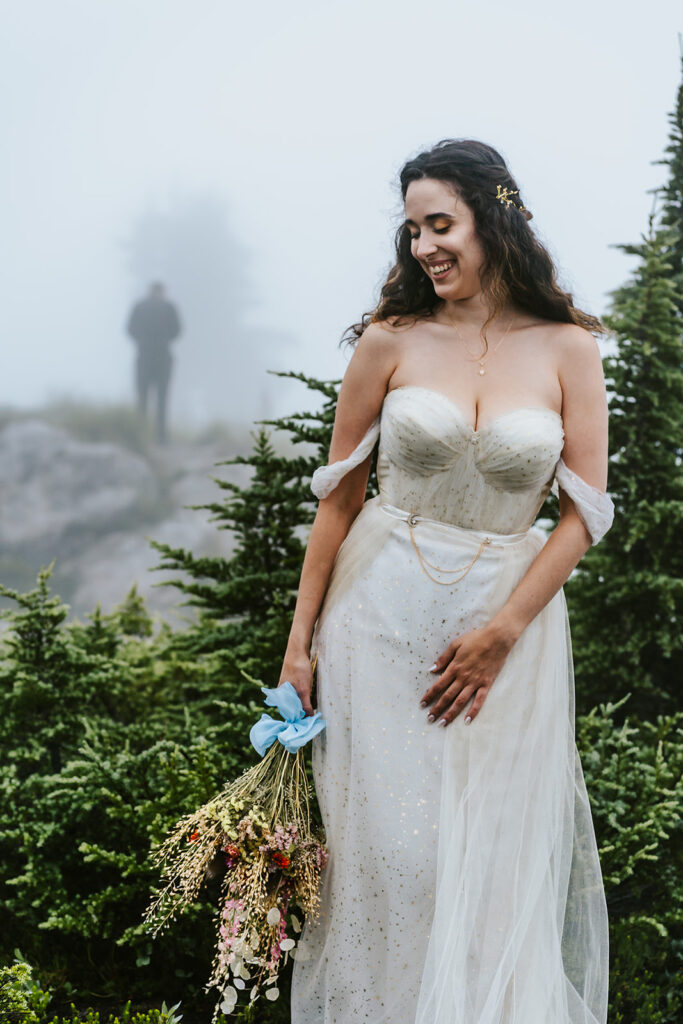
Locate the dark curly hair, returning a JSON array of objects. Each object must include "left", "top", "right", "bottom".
[{"left": 341, "top": 138, "right": 611, "bottom": 351}]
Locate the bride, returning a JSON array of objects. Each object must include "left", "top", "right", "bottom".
[{"left": 282, "top": 138, "right": 613, "bottom": 1024}]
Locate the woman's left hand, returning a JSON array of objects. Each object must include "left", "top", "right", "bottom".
[{"left": 419, "top": 624, "right": 515, "bottom": 726}]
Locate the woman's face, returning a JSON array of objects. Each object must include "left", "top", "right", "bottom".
[{"left": 403, "top": 178, "right": 486, "bottom": 301}]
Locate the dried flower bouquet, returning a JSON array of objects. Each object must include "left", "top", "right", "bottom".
[{"left": 144, "top": 670, "right": 327, "bottom": 1019}]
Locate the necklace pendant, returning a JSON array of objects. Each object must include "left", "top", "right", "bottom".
[{"left": 478, "top": 366, "right": 486, "bottom": 376}]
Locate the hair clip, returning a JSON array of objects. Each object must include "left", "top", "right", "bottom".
[{"left": 495, "top": 184, "right": 526, "bottom": 212}]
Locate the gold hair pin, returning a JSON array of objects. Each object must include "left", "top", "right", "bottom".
[{"left": 496, "top": 184, "right": 526, "bottom": 212}]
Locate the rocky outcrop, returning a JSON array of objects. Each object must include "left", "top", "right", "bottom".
[
  {"left": 0, "top": 420, "right": 251, "bottom": 626},
  {"left": 0, "top": 420, "right": 162, "bottom": 558}
]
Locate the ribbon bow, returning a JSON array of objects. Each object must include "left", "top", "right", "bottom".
[{"left": 249, "top": 680, "right": 326, "bottom": 757}]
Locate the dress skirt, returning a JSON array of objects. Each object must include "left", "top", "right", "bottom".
[{"left": 290, "top": 495, "right": 609, "bottom": 1024}]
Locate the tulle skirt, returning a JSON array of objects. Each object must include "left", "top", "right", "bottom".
[{"left": 290, "top": 495, "right": 608, "bottom": 1024}]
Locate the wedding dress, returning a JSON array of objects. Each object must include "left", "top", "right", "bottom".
[{"left": 290, "top": 385, "right": 614, "bottom": 1024}]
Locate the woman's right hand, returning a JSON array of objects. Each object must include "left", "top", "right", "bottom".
[{"left": 278, "top": 650, "right": 316, "bottom": 717}]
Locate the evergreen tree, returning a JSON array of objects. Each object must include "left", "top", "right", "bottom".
[
  {"left": 147, "top": 372, "right": 375, "bottom": 698},
  {"left": 567, "top": 170, "right": 683, "bottom": 721},
  {"left": 652, "top": 40, "right": 683, "bottom": 316},
  {"left": 0, "top": 566, "right": 136, "bottom": 778}
]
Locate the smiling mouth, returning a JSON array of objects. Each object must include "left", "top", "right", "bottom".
[{"left": 429, "top": 260, "right": 457, "bottom": 278}]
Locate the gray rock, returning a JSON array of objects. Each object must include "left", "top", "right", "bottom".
[
  {"left": 0, "top": 418, "right": 253, "bottom": 627},
  {"left": 0, "top": 419, "right": 162, "bottom": 559}
]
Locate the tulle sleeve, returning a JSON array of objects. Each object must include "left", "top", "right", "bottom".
[
  {"left": 550, "top": 457, "right": 615, "bottom": 545},
  {"left": 310, "top": 417, "right": 381, "bottom": 499}
]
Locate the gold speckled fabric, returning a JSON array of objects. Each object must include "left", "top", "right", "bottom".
[{"left": 291, "top": 386, "right": 609, "bottom": 1024}]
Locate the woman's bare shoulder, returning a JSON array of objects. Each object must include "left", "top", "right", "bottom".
[
  {"left": 354, "top": 317, "right": 415, "bottom": 358},
  {"left": 361, "top": 315, "right": 416, "bottom": 336},
  {"left": 342, "top": 320, "right": 406, "bottom": 393},
  {"left": 358, "top": 314, "right": 429, "bottom": 350},
  {"left": 380, "top": 313, "right": 427, "bottom": 332},
  {"left": 546, "top": 320, "right": 599, "bottom": 350},
  {"left": 552, "top": 324, "right": 606, "bottom": 406},
  {"left": 548, "top": 324, "right": 603, "bottom": 378},
  {"left": 521, "top": 320, "right": 600, "bottom": 368}
]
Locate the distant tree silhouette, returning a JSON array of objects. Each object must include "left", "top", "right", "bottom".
[{"left": 123, "top": 193, "right": 294, "bottom": 427}]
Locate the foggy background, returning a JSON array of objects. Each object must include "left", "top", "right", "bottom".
[
  {"left": 1, "top": 0, "right": 681, "bottom": 624},
  {"left": 3, "top": 0, "right": 682, "bottom": 428}
]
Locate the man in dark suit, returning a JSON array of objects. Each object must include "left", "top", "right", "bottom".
[{"left": 126, "top": 281, "right": 182, "bottom": 444}]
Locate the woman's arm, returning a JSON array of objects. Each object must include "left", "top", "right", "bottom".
[
  {"left": 488, "top": 326, "right": 610, "bottom": 642},
  {"left": 422, "top": 326, "right": 610, "bottom": 727},
  {"left": 280, "top": 323, "right": 399, "bottom": 713}
]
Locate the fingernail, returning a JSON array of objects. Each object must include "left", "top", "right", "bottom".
[
  {"left": 427, "top": 714, "right": 435, "bottom": 722},
  {"left": 438, "top": 718, "right": 447, "bottom": 727},
  {"left": 420, "top": 700, "right": 428, "bottom": 708},
  {"left": 429, "top": 663, "right": 438, "bottom": 672},
  {"left": 465, "top": 716, "right": 472, "bottom": 725}
]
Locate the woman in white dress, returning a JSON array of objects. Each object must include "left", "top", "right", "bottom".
[{"left": 282, "top": 139, "right": 614, "bottom": 1024}]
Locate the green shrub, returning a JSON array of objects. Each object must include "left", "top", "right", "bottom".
[
  {"left": 0, "top": 957, "right": 185, "bottom": 1022},
  {"left": 578, "top": 698, "right": 683, "bottom": 1022},
  {"left": 0, "top": 959, "right": 52, "bottom": 1023},
  {"left": 0, "top": 571, "right": 260, "bottom": 1010},
  {"left": 46, "top": 1002, "right": 183, "bottom": 1024}
]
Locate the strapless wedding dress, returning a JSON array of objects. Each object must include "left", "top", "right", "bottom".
[{"left": 290, "top": 385, "right": 614, "bottom": 1024}]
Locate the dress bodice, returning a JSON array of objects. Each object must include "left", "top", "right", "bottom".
[
  {"left": 377, "top": 386, "right": 564, "bottom": 534},
  {"left": 311, "top": 385, "right": 615, "bottom": 546}
]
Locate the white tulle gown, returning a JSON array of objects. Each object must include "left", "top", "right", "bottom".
[{"left": 290, "top": 385, "right": 614, "bottom": 1024}]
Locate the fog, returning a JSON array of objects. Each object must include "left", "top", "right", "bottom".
[{"left": 2, "top": 0, "right": 682, "bottom": 428}]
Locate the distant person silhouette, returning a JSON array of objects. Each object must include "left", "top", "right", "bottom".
[{"left": 126, "top": 281, "right": 182, "bottom": 445}]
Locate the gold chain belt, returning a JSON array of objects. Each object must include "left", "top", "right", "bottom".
[{"left": 380, "top": 503, "right": 524, "bottom": 586}]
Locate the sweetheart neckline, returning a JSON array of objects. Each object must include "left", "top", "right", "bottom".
[{"left": 385, "top": 385, "right": 564, "bottom": 435}]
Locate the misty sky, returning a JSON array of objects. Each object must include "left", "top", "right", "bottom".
[{"left": 2, "top": 1, "right": 682, "bottom": 427}]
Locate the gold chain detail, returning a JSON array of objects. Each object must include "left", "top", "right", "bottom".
[{"left": 408, "top": 524, "right": 492, "bottom": 586}]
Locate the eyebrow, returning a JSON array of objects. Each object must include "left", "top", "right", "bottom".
[{"left": 402, "top": 212, "right": 455, "bottom": 227}]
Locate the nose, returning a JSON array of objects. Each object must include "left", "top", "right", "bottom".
[{"left": 415, "top": 235, "right": 438, "bottom": 260}]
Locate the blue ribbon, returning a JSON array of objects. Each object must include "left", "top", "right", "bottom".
[{"left": 249, "top": 680, "right": 327, "bottom": 757}]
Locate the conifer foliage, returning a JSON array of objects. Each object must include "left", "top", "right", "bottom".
[
  {"left": 0, "top": 573, "right": 224, "bottom": 1015},
  {"left": 147, "top": 372, "right": 375, "bottom": 694},
  {"left": 567, "top": 60, "right": 683, "bottom": 721}
]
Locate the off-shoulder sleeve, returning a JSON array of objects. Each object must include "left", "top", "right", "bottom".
[
  {"left": 310, "top": 417, "right": 381, "bottom": 499},
  {"left": 550, "top": 457, "right": 615, "bottom": 545}
]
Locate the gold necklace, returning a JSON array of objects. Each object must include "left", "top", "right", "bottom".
[{"left": 443, "top": 312, "right": 515, "bottom": 376}]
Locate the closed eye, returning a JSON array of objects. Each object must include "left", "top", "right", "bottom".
[{"left": 409, "top": 227, "right": 450, "bottom": 240}]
